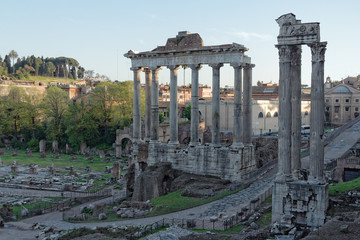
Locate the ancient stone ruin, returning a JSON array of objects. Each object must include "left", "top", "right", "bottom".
[
  {"left": 272, "top": 13, "right": 328, "bottom": 229},
  {"left": 125, "top": 31, "right": 256, "bottom": 183}
]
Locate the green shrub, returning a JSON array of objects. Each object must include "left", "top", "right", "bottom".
[{"left": 27, "top": 139, "right": 39, "bottom": 151}]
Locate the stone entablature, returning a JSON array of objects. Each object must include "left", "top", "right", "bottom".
[{"left": 125, "top": 42, "right": 251, "bottom": 68}]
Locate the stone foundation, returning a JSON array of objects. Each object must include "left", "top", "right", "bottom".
[
  {"left": 147, "top": 141, "right": 256, "bottom": 182},
  {"left": 272, "top": 180, "right": 328, "bottom": 228}
]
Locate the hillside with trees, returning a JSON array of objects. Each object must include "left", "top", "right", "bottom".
[{"left": 0, "top": 50, "right": 85, "bottom": 80}]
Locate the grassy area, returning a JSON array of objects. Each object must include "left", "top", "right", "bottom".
[
  {"left": 149, "top": 188, "right": 242, "bottom": 216},
  {"left": 329, "top": 177, "right": 360, "bottom": 196},
  {"left": 1, "top": 149, "right": 113, "bottom": 171},
  {"left": 12, "top": 201, "right": 55, "bottom": 217},
  {"left": 255, "top": 212, "right": 272, "bottom": 227}
]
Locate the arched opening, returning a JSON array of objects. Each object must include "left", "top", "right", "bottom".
[
  {"left": 121, "top": 138, "right": 132, "bottom": 155},
  {"left": 266, "top": 112, "right": 271, "bottom": 118},
  {"left": 305, "top": 111, "right": 309, "bottom": 116},
  {"left": 274, "top": 112, "right": 278, "bottom": 117},
  {"left": 258, "top": 112, "right": 264, "bottom": 118}
]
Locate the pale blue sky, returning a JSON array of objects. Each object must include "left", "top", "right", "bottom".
[{"left": 1, "top": 0, "right": 359, "bottom": 87}]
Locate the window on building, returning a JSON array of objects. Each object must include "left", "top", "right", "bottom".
[
  {"left": 274, "top": 112, "right": 278, "bottom": 117},
  {"left": 258, "top": 112, "right": 264, "bottom": 118},
  {"left": 345, "top": 107, "right": 349, "bottom": 111},
  {"left": 266, "top": 112, "right": 271, "bottom": 118},
  {"left": 326, "top": 107, "right": 330, "bottom": 111},
  {"left": 356, "top": 99, "right": 359, "bottom": 103},
  {"left": 345, "top": 99, "right": 350, "bottom": 103},
  {"left": 305, "top": 111, "right": 309, "bottom": 116},
  {"left": 355, "top": 107, "right": 359, "bottom": 112},
  {"left": 335, "top": 106, "right": 340, "bottom": 113},
  {"left": 325, "top": 99, "right": 329, "bottom": 103},
  {"left": 335, "top": 99, "right": 339, "bottom": 103}
]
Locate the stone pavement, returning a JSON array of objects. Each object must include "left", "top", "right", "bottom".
[
  {"left": 302, "top": 119, "right": 360, "bottom": 168},
  {"left": 200, "top": 175, "right": 275, "bottom": 217}
]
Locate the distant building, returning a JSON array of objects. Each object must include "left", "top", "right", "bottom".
[{"left": 325, "top": 83, "right": 360, "bottom": 125}]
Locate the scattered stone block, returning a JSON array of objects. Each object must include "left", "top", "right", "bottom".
[
  {"left": 98, "top": 213, "right": 107, "bottom": 220},
  {"left": 339, "top": 224, "right": 349, "bottom": 233}
]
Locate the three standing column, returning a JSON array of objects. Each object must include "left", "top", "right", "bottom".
[
  {"left": 144, "top": 69, "right": 152, "bottom": 142},
  {"left": 231, "top": 63, "right": 244, "bottom": 148},
  {"left": 210, "top": 63, "right": 223, "bottom": 147},
  {"left": 243, "top": 64, "right": 254, "bottom": 146},
  {"left": 277, "top": 45, "right": 292, "bottom": 178},
  {"left": 309, "top": 42, "right": 327, "bottom": 183},
  {"left": 189, "top": 64, "right": 201, "bottom": 146},
  {"left": 150, "top": 67, "right": 161, "bottom": 141},
  {"left": 132, "top": 67, "right": 142, "bottom": 141},
  {"left": 168, "top": 65, "right": 181, "bottom": 144}
]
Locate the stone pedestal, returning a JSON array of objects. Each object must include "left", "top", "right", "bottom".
[
  {"left": 272, "top": 180, "right": 328, "bottom": 229},
  {"left": 11, "top": 165, "right": 18, "bottom": 173},
  {"left": 80, "top": 143, "right": 87, "bottom": 154},
  {"left": 29, "top": 166, "right": 37, "bottom": 174},
  {"left": 39, "top": 140, "right": 46, "bottom": 153},
  {"left": 112, "top": 162, "right": 121, "bottom": 180},
  {"left": 52, "top": 140, "right": 59, "bottom": 153}
]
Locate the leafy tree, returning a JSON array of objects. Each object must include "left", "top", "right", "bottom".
[
  {"left": 9, "top": 50, "right": 18, "bottom": 74},
  {"left": 184, "top": 103, "right": 191, "bottom": 120},
  {"left": 65, "top": 102, "right": 99, "bottom": 150},
  {"left": 41, "top": 86, "right": 70, "bottom": 143}
]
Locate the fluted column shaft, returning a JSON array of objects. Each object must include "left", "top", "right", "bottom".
[
  {"left": 144, "top": 69, "right": 152, "bottom": 141},
  {"left": 291, "top": 45, "right": 302, "bottom": 173},
  {"left": 210, "top": 63, "right": 223, "bottom": 146},
  {"left": 231, "top": 63, "right": 243, "bottom": 147},
  {"left": 309, "top": 42, "right": 327, "bottom": 182},
  {"left": 168, "top": 65, "right": 181, "bottom": 144},
  {"left": 189, "top": 64, "right": 201, "bottom": 146},
  {"left": 243, "top": 64, "right": 254, "bottom": 146},
  {"left": 132, "top": 67, "right": 142, "bottom": 141},
  {"left": 277, "top": 45, "right": 292, "bottom": 177},
  {"left": 150, "top": 67, "right": 161, "bottom": 141}
]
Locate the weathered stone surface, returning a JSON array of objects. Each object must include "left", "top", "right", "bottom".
[
  {"left": 98, "top": 213, "right": 107, "bottom": 220},
  {"left": 39, "top": 139, "right": 46, "bottom": 153},
  {"left": 132, "top": 162, "right": 175, "bottom": 202}
]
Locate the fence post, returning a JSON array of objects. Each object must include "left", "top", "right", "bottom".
[{"left": 203, "top": 219, "right": 204, "bottom": 230}]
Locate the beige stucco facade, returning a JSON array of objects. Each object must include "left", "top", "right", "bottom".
[{"left": 199, "top": 99, "right": 310, "bottom": 135}]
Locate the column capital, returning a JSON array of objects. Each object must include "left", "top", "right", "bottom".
[
  {"left": 243, "top": 63, "right": 255, "bottom": 69},
  {"left": 188, "top": 64, "right": 202, "bottom": 70},
  {"left": 130, "top": 67, "right": 143, "bottom": 72},
  {"left": 167, "top": 65, "right": 181, "bottom": 71},
  {"left": 209, "top": 63, "right": 224, "bottom": 69},
  {"left": 276, "top": 44, "right": 292, "bottom": 63},
  {"left": 308, "top": 42, "right": 327, "bottom": 62},
  {"left": 291, "top": 45, "right": 302, "bottom": 66},
  {"left": 230, "top": 63, "right": 243, "bottom": 68},
  {"left": 149, "top": 66, "right": 162, "bottom": 71}
]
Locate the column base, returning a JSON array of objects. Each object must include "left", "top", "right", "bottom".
[
  {"left": 211, "top": 143, "right": 221, "bottom": 148},
  {"left": 189, "top": 141, "right": 199, "bottom": 147},
  {"left": 168, "top": 141, "right": 179, "bottom": 147},
  {"left": 231, "top": 142, "right": 244, "bottom": 150}
]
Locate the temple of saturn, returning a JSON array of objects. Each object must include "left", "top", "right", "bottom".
[
  {"left": 124, "top": 31, "right": 256, "bottom": 181},
  {"left": 272, "top": 14, "right": 328, "bottom": 228}
]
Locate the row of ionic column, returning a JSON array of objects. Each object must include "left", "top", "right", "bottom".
[
  {"left": 276, "top": 42, "right": 327, "bottom": 182},
  {"left": 131, "top": 63, "right": 254, "bottom": 147}
]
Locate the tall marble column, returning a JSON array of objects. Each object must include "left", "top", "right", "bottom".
[
  {"left": 291, "top": 45, "right": 302, "bottom": 174},
  {"left": 150, "top": 66, "right": 161, "bottom": 141},
  {"left": 210, "top": 63, "right": 223, "bottom": 146},
  {"left": 309, "top": 42, "right": 327, "bottom": 182},
  {"left": 144, "top": 68, "right": 152, "bottom": 142},
  {"left": 168, "top": 65, "right": 181, "bottom": 144},
  {"left": 231, "top": 63, "right": 243, "bottom": 148},
  {"left": 243, "top": 64, "right": 254, "bottom": 146},
  {"left": 132, "top": 67, "right": 142, "bottom": 141},
  {"left": 277, "top": 45, "right": 292, "bottom": 178},
  {"left": 189, "top": 64, "right": 201, "bottom": 146}
]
